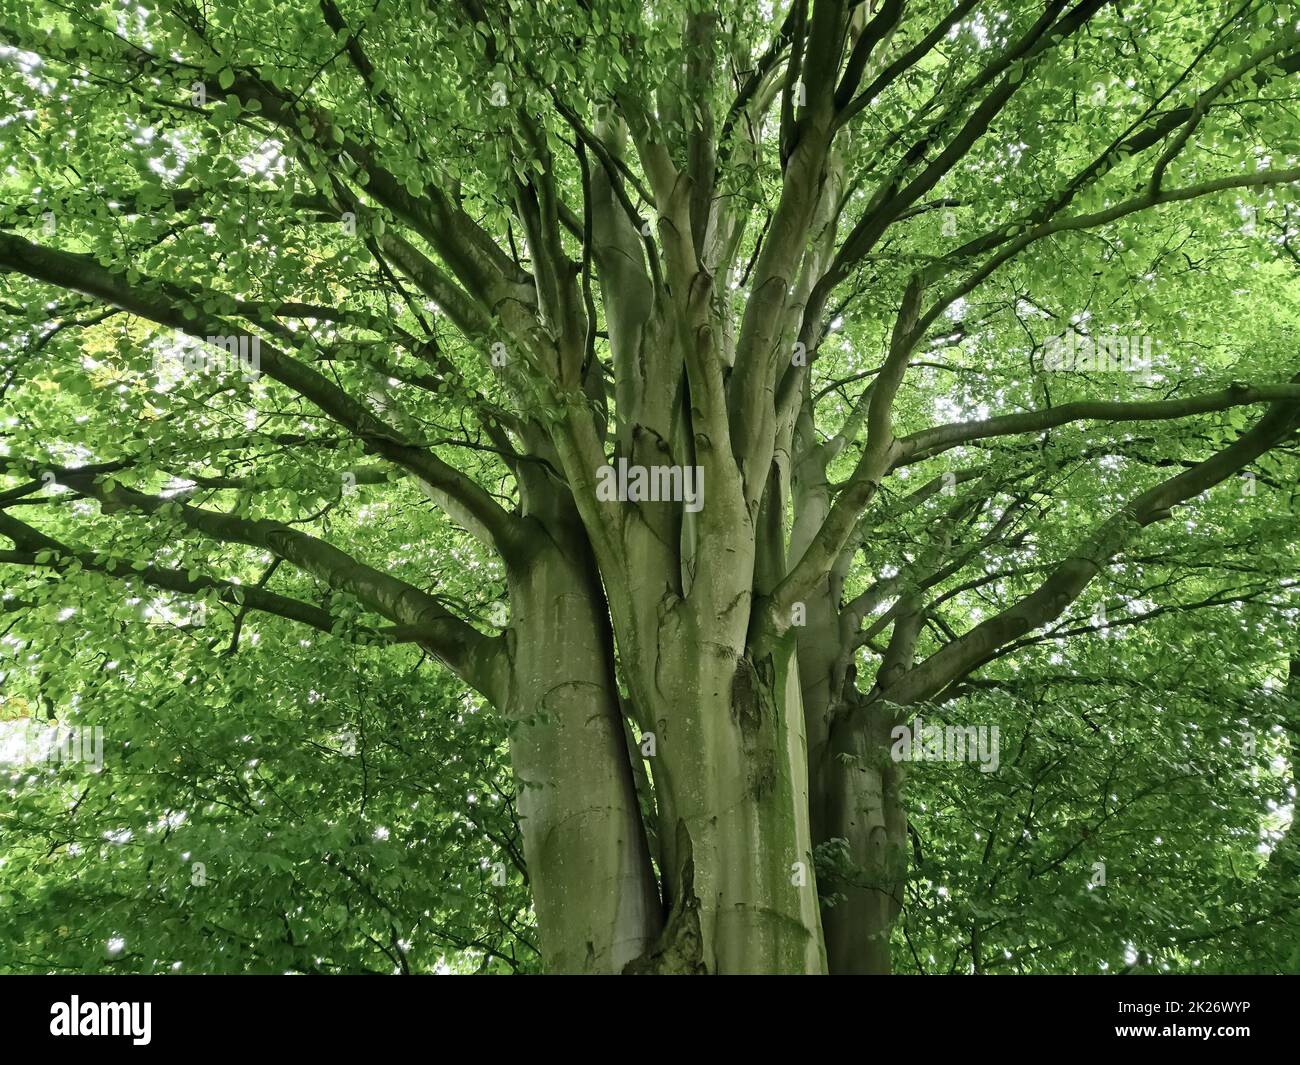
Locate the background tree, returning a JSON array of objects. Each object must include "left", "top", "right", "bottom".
[{"left": 2, "top": 0, "right": 1299, "bottom": 974}]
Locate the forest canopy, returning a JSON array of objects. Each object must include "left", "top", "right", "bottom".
[{"left": 1, "top": 0, "right": 1298, "bottom": 974}]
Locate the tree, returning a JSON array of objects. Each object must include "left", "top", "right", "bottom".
[{"left": 2, "top": 0, "right": 1299, "bottom": 974}]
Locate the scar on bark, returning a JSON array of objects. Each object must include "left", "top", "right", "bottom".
[
  {"left": 622, "top": 821, "right": 707, "bottom": 975},
  {"left": 731, "top": 655, "right": 778, "bottom": 799}
]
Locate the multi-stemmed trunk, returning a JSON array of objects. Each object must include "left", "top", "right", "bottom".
[{"left": 501, "top": 545, "right": 832, "bottom": 971}]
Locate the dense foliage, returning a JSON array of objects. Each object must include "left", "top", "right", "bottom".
[{"left": 1, "top": 0, "right": 1298, "bottom": 973}]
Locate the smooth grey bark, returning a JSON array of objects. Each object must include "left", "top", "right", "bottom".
[
  {"left": 502, "top": 532, "right": 661, "bottom": 973},
  {"left": 641, "top": 612, "right": 826, "bottom": 973}
]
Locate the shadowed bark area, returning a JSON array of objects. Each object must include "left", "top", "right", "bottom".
[{"left": 622, "top": 821, "right": 708, "bottom": 974}]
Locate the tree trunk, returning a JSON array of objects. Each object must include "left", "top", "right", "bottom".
[
  {"left": 504, "top": 538, "right": 661, "bottom": 973},
  {"left": 642, "top": 602, "right": 826, "bottom": 973},
  {"left": 792, "top": 449, "right": 908, "bottom": 974},
  {"left": 818, "top": 705, "right": 908, "bottom": 974}
]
